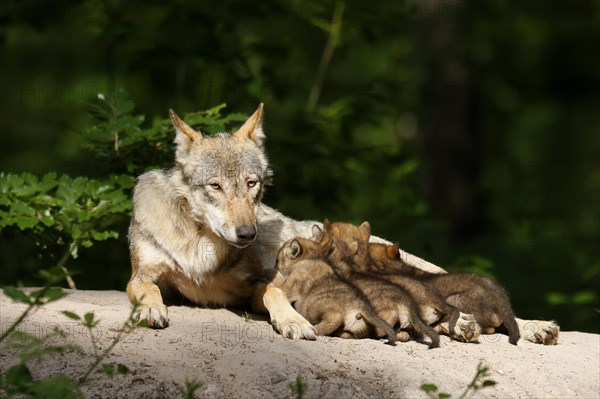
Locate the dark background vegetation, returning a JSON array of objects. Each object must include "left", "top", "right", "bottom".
[{"left": 1, "top": 0, "right": 598, "bottom": 333}]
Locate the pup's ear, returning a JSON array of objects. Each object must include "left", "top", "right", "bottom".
[
  {"left": 311, "top": 224, "right": 323, "bottom": 241},
  {"left": 288, "top": 239, "right": 302, "bottom": 259},
  {"left": 386, "top": 243, "right": 401, "bottom": 260},
  {"left": 359, "top": 221, "right": 371, "bottom": 238},
  {"left": 170, "top": 109, "right": 202, "bottom": 161},
  {"left": 323, "top": 219, "right": 332, "bottom": 232},
  {"left": 235, "top": 103, "right": 265, "bottom": 148}
]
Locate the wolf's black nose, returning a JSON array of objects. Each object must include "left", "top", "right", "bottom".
[{"left": 236, "top": 225, "right": 257, "bottom": 242}]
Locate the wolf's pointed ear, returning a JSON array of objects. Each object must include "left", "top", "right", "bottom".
[
  {"left": 235, "top": 103, "right": 265, "bottom": 148},
  {"left": 170, "top": 109, "right": 201, "bottom": 161},
  {"left": 311, "top": 224, "right": 323, "bottom": 241},
  {"left": 323, "top": 219, "right": 332, "bottom": 232}
]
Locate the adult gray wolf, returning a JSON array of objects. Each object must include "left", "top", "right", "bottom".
[{"left": 126, "top": 104, "right": 559, "bottom": 344}]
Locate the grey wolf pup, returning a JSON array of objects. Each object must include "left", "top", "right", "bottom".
[
  {"left": 317, "top": 227, "right": 440, "bottom": 348},
  {"left": 324, "top": 220, "right": 518, "bottom": 344},
  {"left": 368, "top": 240, "right": 520, "bottom": 345},
  {"left": 275, "top": 232, "right": 396, "bottom": 345},
  {"left": 323, "top": 220, "right": 480, "bottom": 343},
  {"left": 127, "top": 104, "right": 317, "bottom": 339}
]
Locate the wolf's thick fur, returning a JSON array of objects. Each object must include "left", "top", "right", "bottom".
[
  {"left": 275, "top": 234, "right": 395, "bottom": 344},
  {"left": 127, "top": 105, "right": 318, "bottom": 339}
]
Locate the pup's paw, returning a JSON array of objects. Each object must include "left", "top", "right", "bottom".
[
  {"left": 451, "top": 312, "right": 481, "bottom": 343},
  {"left": 518, "top": 319, "right": 559, "bottom": 345},
  {"left": 272, "top": 313, "right": 316, "bottom": 340},
  {"left": 134, "top": 304, "right": 169, "bottom": 329}
]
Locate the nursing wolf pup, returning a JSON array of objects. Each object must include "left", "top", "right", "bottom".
[
  {"left": 127, "top": 104, "right": 316, "bottom": 339},
  {"left": 324, "top": 220, "right": 519, "bottom": 344},
  {"left": 322, "top": 220, "right": 480, "bottom": 343},
  {"left": 316, "top": 229, "right": 440, "bottom": 348},
  {"left": 275, "top": 233, "right": 396, "bottom": 344},
  {"left": 369, "top": 242, "right": 521, "bottom": 344}
]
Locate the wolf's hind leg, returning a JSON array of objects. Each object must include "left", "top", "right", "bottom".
[
  {"left": 127, "top": 265, "right": 169, "bottom": 329},
  {"left": 516, "top": 318, "right": 559, "bottom": 345}
]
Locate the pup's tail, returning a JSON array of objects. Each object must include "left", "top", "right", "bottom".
[
  {"left": 362, "top": 307, "right": 396, "bottom": 346},
  {"left": 409, "top": 309, "right": 440, "bottom": 349},
  {"left": 505, "top": 314, "right": 520, "bottom": 345}
]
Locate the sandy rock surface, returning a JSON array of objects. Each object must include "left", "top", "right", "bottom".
[{"left": 1, "top": 290, "right": 598, "bottom": 398}]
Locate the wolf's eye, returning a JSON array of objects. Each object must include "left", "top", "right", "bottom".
[
  {"left": 247, "top": 180, "right": 258, "bottom": 188},
  {"left": 209, "top": 183, "right": 221, "bottom": 190}
]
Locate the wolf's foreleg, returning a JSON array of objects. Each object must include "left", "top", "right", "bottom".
[
  {"left": 251, "top": 282, "right": 316, "bottom": 340},
  {"left": 127, "top": 265, "right": 169, "bottom": 328}
]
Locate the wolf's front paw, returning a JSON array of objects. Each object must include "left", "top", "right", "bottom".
[
  {"left": 272, "top": 313, "right": 316, "bottom": 340},
  {"left": 134, "top": 305, "right": 169, "bottom": 329},
  {"left": 519, "top": 319, "right": 559, "bottom": 345},
  {"left": 451, "top": 312, "right": 481, "bottom": 343}
]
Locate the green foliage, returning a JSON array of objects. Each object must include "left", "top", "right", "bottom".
[
  {"left": 82, "top": 90, "right": 247, "bottom": 174},
  {"left": 289, "top": 375, "right": 308, "bottom": 399},
  {"left": 420, "top": 362, "right": 496, "bottom": 399},
  {"left": 0, "top": 172, "right": 133, "bottom": 254},
  {"left": 177, "top": 379, "right": 204, "bottom": 399},
  {"left": 0, "top": 274, "right": 143, "bottom": 399}
]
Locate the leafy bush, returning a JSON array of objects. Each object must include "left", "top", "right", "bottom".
[{"left": 0, "top": 89, "right": 247, "bottom": 288}]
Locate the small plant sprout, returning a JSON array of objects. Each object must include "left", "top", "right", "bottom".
[
  {"left": 420, "top": 362, "right": 496, "bottom": 399},
  {"left": 289, "top": 375, "right": 308, "bottom": 399},
  {"left": 242, "top": 311, "right": 253, "bottom": 323}
]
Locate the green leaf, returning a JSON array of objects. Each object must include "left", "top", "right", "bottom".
[
  {"left": 3, "top": 287, "right": 32, "bottom": 304},
  {"left": 438, "top": 394, "right": 451, "bottom": 399},
  {"left": 481, "top": 380, "right": 497, "bottom": 387},
  {"left": 83, "top": 312, "right": 98, "bottom": 327},
  {"left": 136, "top": 319, "right": 148, "bottom": 328},
  {"left": 90, "top": 230, "right": 118, "bottom": 241},
  {"left": 420, "top": 384, "right": 438, "bottom": 393},
  {"left": 43, "top": 287, "right": 66, "bottom": 302},
  {"left": 30, "top": 375, "right": 82, "bottom": 399},
  {"left": 116, "top": 364, "right": 130, "bottom": 375},
  {"left": 62, "top": 311, "right": 81, "bottom": 320},
  {"left": 11, "top": 200, "right": 36, "bottom": 216},
  {"left": 15, "top": 216, "right": 39, "bottom": 230},
  {"left": 5, "top": 363, "right": 33, "bottom": 387}
]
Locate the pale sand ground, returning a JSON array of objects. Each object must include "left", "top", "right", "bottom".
[{"left": 1, "top": 290, "right": 598, "bottom": 399}]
